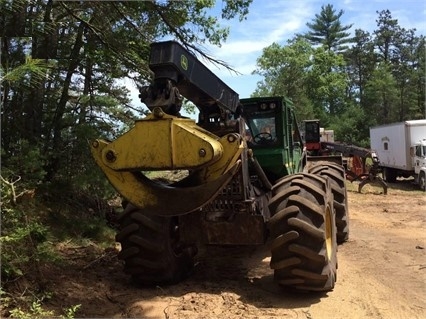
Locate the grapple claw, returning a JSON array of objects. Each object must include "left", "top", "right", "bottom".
[
  {"left": 358, "top": 174, "right": 388, "bottom": 195},
  {"left": 91, "top": 139, "right": 241, "bottom": 215}
]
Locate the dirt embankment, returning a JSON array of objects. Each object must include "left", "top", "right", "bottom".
[{"left": 8, "top": 180, "right": 426, "bottom": 319}]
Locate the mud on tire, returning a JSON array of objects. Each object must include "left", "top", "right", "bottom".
[
  {"left": 116, "top": 204, "right": 195, "bottom": 286},
  {"left": 308, "top": 162, "right": 349, "bottom": 244},
  {"left": 268, "top": 173, "right": 337, "bottom": 292}
]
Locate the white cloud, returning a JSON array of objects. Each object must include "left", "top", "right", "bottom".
[
  {"left": 202, "top": 1, "right": 320, "bottom": 82},
  {"left": 204, "top": 0, "right": 425, "bottom": 98},
  {"left": 128, "top": 0, "right": 426, "bottom": 102}
]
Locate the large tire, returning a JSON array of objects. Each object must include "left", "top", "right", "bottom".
[
  {"left": 116, "top": 204, "right": 195, "bottom": 286},
  {"left": 308, "top": 162, "right": 349, "bottom": 244},
  {"left": 268, "top": 173, "right": 337, "bottom": 292}
]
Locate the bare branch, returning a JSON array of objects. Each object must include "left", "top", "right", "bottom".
[
  {"left": 111, "top": 2, "right": 154, "bottom": 43},
  {"left": 58, "top": 2, "right": 141, "bottom": 71},
  {"left": 1, "top": 175, "right": 21, "bottom": 205},
  {"left": 152, "top": 4, "right": 241, "bottom": 75}
]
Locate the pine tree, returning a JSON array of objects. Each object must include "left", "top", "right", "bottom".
[{"left": 305, "top": 4, "right": 353, "bottom": 53}]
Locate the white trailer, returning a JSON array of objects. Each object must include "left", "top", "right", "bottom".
[{"left": 370, "top": 120, "right": 426, "bottom": 191}]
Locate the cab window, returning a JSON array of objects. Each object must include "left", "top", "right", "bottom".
[{"left": 247, "top": 116, "right": 277, "bottom": 145}]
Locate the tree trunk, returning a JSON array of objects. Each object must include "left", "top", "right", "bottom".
[{"left": 44, "top": 21, "right": 85, "bottom": 181}]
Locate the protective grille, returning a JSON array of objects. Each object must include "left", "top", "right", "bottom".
[{"left": 203, "top": 173, "right": 245, "bottom": 213}]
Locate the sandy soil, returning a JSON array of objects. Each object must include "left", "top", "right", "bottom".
[{"left": 41, "top": 180, "right": 426, "bottom": 318}]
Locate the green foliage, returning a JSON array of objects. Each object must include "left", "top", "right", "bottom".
[
  {"left": 1, "top": 140, "right": 46, "bottom": 189},
  {"left": 1, "top": 1, "right": 253, "bottom": 317},
  {"left": 253, "top": 38, "right": 350, "bottom": 124},
  {"left": 0, "top": 179, "right": 112, "bottom": 317},
  {"left": 0, "top": 197, "right": 53, "bottom": 280},
  {"left": 1, "top": 0, "right": 253, "bottom": 195},
  {"left": 182, "top": 99, "right": 197, "bottom": 115},
  {"left": 329, "top": 105, "right": 370, "bottom": 147},
  {"left": 364, "top": 62, "right": 398, "bottom": 122},
  {"left": 7, "top": 297, "right": 80, "bottom": 319},
  {"left": 47, "top": 205, "right": 115, "bottom": 243},
  {"left": 221, "top": 0, "right": 252, "bottom": 21},
  {"left": 9, "top": 300, "right": 54, "bottom": 319},
  {"left": 254, "top": 7, "right": 424, "bottom": 143},
  {"left": 0, "top": 56, "right": 51, "bottom": 88},
  {"left": 344, "top": 28, "right": 376, "bottom": 107},
  {"left": 306, "top": 47, "right": 348, "bottom": 119},
  {"left": 304, "top": 4, "right": 353, "bottom": 53},
  {"left": 60, "top": 304, "right": 82, "bottom": 319},
  {"left": 252, "top": 38, "right": 315, "bottom": 120}
]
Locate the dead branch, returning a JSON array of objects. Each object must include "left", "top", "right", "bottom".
[{"left": 0, "top": 175, "right": 24, "bottom": 205}]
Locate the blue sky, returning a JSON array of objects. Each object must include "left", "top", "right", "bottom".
[
  {"left": 205, "top": 0, "right": 426, "bottom": 99},
  {"left": 128, "top": 0, "right": 426, "bottom": 114}
]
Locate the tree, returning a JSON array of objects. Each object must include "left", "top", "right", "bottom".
[
  {"left": 1, "top": 46, "right": 51, "bottom": 151},
  {"left": 253, "top": 7, "right": 424, "bottom": 144},
  {"left": 391, "top": 29, "right": 425, "bottom": 121},
  {"left": 301, "top": 4, "right": 353, "bottom": 122},
  {"left": 252, "top": 38, "right": 315, "bottom": 120},
  {"left": 371, "top": 10, "right": 424, "bottom": 123},
  {"left": 0, "top": 0, "right": 255, "bottom": 300},
  {"left": 344, "top": 29, "right": 377, "bottom": 108},
  {"left": 329, "top": 105, "right": 369, "bottom": 147},
  {"left": 305, "top": 47, "right": 349, "bottom": 124},
  {"left": 413, "top": 36, "right": 426, "bottom": 119},
  {"left": 1, "top": 0, "right": 253, "bottom": 194},
  {"left": 304, "top": 3, "right": 353, "bottom": 53}
]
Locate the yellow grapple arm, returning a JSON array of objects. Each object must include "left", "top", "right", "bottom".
[{"left": 91, "top": 108, "right": 243, "bottom": 216}]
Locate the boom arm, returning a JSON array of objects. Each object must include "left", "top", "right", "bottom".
[
  {"left": 139, "top": 41, "right": 240, "bottom": 116},
  {"left": 321, "top": 141, "right": 387, "bottom": 194},
  {"left": 91, "top": 41, "right": 245, "bottom": 215},
  {"left": 321, "top": 142, "right": 378, "bottom": 159}
]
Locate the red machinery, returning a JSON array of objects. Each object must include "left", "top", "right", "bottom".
[{"left": 304, "top": 120, "right": 388, "bottom": 194}]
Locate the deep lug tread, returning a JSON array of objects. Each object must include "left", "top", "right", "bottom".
[
  {"left": 129, "top": 257, "right": 163, "bottom": 270},
  {"left": 128, "top": 235, "right": 164, "bottom": 253},
  {"left": 288, "top": 195, "right": 324, "bottom": 217},
  {"left": 270, "top": 257, "right": 301, "bottom": 270},
  {"left": 116, "top": 204, "right": 195, "bottom": 286},
  {"left": 269, "top": 186, "right": 300, "bottom": 212},
  {"left": 115, "top": 223, "right": 139, "bottom": 242},
  {"left": 308, "top": 161, "right": 349, "bottom": 244},
  {"left": 118, "top": 247, "right": 140, "bottom": 260},
  {"left": 291, "top": 179, "right": 325, "bottom": 199},
  {"left": 292, "top": 268, "right": 328, "bottom": 280},
  {"left": 288, "top": 217, "right": 324, "bottom": 240},
  {"left": 268, "top": 173, "right": 337, "bottom": 292},
  {"left": 289, "top": 244, "right": 326, "bottom": 263},
  {"left": 131, "top": 212, "right": 163, "bottom": 232},
  {"left": 273, "top": 174, "right": 304, "bottom": 190},
  {"left": 278, "top": 278, "right": 305, "bottom": 285},
  {"left": 271, "top": 232, "right": 299, "bottom": 252},
  {"left": 269, "top": 206, "right": 300, "bottom": 232}
]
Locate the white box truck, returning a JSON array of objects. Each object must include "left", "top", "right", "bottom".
[{"left": 370, "top": 120, "right": 426, "bottom": 191}]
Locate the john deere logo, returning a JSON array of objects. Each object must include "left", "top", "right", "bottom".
[{"left": 180, "top": 54, "right": 188, "bottom": 70}]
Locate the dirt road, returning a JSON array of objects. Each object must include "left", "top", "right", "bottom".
[{"left": 46, "top": 181, "right": 426, "bottom": 319}]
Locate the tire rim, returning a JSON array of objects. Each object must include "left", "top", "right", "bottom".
[{"left": 325, "top": 205, "right": 333, "bottom": 260}]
